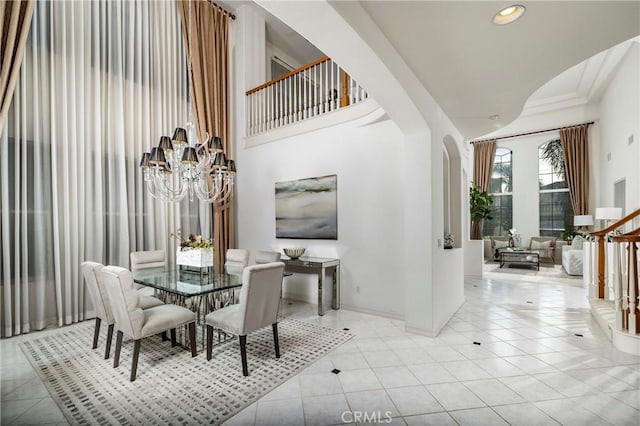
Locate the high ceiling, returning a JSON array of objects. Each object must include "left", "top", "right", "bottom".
[
  {"left": 222, "top": 1, "right": 639, "bottom": 138},
  {"left": 358, "top": 1, "right": 640, "bottom": 138}
]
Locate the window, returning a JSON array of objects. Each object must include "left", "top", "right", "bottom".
[
  {"left": 539, "top": 140, "right": 574, "bottom": 237},
  {"left": 483, "top": 147, "right": 513, "bottom": 236}
]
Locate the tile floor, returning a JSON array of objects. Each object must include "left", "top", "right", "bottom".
[{"left": 2, "top": 266, "right": 639, "bottom": 425}]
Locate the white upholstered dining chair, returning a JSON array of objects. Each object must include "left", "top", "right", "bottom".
[
  {"left": 224, "top": 249, "right": 250, "bottom": 279},
  {"left": 205, "top": 262, "right": 285, "bottom": 376},
  {"left": 101, "top": 265, "right": 198, "bottom": 381},
  {"left": 130, "top": 250, "right": 166, "bottom": 296},
  {"left": 80, "top": 261, "right": 164, "bottom": 359},
  {"left": 255, "top": 250, "right": 282, "bottom": 264}
]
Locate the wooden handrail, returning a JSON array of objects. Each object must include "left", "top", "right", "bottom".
[
  {"left": 246, "top": 56, "right": 330, "bottom": 95},
  {"left": 591, "top": 208, "right": 640, "bottom": 299},
  {"left": 591, "top": 208, "right": 640, "bottom": 236}
]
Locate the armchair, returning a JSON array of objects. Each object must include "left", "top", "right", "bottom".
[
  {"left": 490, "top": 236, "right": 511, "bottom": 261},
  {"left": 529, "top": 237, "right": 556, "bottom": 263}
]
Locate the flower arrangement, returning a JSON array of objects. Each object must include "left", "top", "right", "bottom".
[
  {"left": 171, "top": 229, "right": 213, "bottom": 251},
  {"left": 508, "top": 228, "right": 522, "bottom": 247}
]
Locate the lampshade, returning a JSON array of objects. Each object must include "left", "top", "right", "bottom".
[
  {"left": 595, "top": 207, "right": 622, "bottom": 220},
  {"left": 573, "top": 215, "right": 594, "bottom": 226},
  {"left": 139, "top": 152, "right": 150, "bottom": 168},
  {"left": 181, "top": 147, "right": 199, "bottom": 164},
  {"left": 171, "top": 127, "right": 189, "bottom": 145},
  {"left": 149, "top": 147, "right": 166, "bottom": 165},
  {"left": 158, "top": 136, "right": 173, "bottom": 152},
  {"left": 211, "top": 152, "right": 228, "bottom": 170},
  {"left": 208, "top": 136, "right": 223, "bottom": 153},
  {"left": 226, "top": 159, "right": 236, "bottom": 173}
]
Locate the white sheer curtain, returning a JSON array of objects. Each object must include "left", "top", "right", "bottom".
[{"left": 0, "top": 0, "right": 209, "bottom": 337}]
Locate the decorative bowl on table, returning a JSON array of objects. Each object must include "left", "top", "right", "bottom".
[{"left": 283, "top": 248, "right": 305, "bottom": 259}]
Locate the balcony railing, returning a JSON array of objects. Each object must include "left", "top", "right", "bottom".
[{"left": 245, "top": 56, "right": 368, "bottom": 136}]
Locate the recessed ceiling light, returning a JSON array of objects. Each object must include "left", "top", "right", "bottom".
[
  {"left": 489, "top": 114, "right": 500, "bottom": 121},
  {"left": 493, "top": 4, "right": 526, "bottom": 25}
]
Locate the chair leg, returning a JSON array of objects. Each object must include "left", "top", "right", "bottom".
[
  {"left": 272, "top": 323, "right": 280, "bottom": 359},
  {"left": 206, "top": 325, "right": 214, "bottom": 361},
  {"left": 170, "top": 328, "right": 177, "bottom": 347},
  {"left": 114, "top": 330, "right": 123, "bottom": 368},
  {"left": 188, "top": 322, "right": 197, "bottom": 357},
  {"left": 160, "top": 331, "right": 169, "bottom": 341},
  {"left": 130, "top": 339, "right": 141, "bottom": 382},
  {"left": 104, "top": 324, "right": 114, "bottom": 359},
  {"left": 240, "top": 335, "right": 248, "bottom": 376},
  {"left": 92, "top": 318, "right": 101, "bottom": 349}
]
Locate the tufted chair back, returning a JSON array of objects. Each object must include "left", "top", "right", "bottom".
[
  {"left": 101, "top": 266, "right": 145, "bottom": 339},
  {"left": 81, "top": 261, "right": 113, "bottom": 324}
]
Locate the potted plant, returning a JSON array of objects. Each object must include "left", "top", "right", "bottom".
[
  {"left": 469, "top": 184, "right": 493, "bottom": 240},
  {"left": 171, "top": 229, "right": 214, "bottom": 268}
]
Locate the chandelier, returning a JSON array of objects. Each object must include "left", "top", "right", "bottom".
[{"left": 139, "top": 127, "right": 236, "bottom": 203}]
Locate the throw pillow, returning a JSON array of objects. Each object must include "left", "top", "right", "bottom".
[
  {"left": 571, "top": 236, "right": 584, "bottom": 250},
  {"left": 531, "top": 240, "right": 552, "bottom": 250},
  {"left": 494, "top": 240, "right": 509, "bottom": 249}
]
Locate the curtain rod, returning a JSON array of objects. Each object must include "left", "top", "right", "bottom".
[
  {"left": 469, "top": 120, "right": 595, "bottom": 144},
  {"left": 206, "top": 1, "right": 236, "bottom": 20}
]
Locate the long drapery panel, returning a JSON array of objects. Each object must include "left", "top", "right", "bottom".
[
  {"left": 178, "top": 0, "right": 234, "bottom": 267},
  {"left": 471, "top": 140, "right": 497, "bottom": 239},
  {"left": 0, "top": 0, "right": 204, "bottom": 337},
  {"left": 560, "top": 124, "right": 590, "bottom": 216},
  {"left": 0, "top": 0, "right": 35, "bottom": 133}
]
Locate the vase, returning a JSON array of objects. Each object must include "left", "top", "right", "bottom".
[{"left": 444, "top": 232, "right": 454, "bottom": 249}]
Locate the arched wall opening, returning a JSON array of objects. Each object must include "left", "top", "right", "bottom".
[{"left": 443, "top": 135, "right": 462, "bottom": 248}]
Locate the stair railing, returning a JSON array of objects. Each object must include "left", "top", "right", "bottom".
[
  {"left": 245, "top": 56, "right": 368, "bottom": 136},
  {"left": 590, "top": 208, "right": 640, "bottom": 299}
]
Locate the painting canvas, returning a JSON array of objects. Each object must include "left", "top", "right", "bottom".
[{"left": 276, "top": 175, "right": 337, "bottom": 239}]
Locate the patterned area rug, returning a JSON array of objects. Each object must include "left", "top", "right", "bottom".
[{"left": 20, "top": 318, "right": 352, "bottom": 425}]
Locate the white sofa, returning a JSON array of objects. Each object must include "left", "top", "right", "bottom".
[{"left": 562, "top": 245, "right": 583, "bottom": 275}]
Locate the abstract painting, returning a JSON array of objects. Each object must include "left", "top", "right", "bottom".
[{"left": 275, "top": 175, "right": 337, "bottom": 239}]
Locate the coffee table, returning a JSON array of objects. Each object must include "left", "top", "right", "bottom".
[{"left": 499, "top": 249, "right": 540, "bottom": 270}]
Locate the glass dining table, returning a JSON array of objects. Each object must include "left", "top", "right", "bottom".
[
  {"left": 132, "top": 266, "right": 291, "bottom": 350},
  {"left": 132, "top": 266, "right": 244, "bottom": 324}
]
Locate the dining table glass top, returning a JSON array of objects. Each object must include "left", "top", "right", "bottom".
[{"left": 132, "top": 266, "right": 244, "bottom": 297}]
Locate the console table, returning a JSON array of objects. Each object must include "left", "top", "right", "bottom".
[{"left": 282, "top": 256, "right": 340, "bottom": 316}]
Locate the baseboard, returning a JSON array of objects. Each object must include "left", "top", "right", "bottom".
[
  {"left": 339, "top": 304, "right": 404, "bottom": 321},
  {"left": 406, "top": 298, "right": 465, "bottom": 337}
]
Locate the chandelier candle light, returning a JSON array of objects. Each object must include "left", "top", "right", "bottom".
[{"left": 139, "top": 128, "right": 236, "bottom": 203}]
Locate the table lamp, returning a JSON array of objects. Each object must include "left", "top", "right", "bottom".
[
  {"left": 595, "top": 207, "right": 622, "bottom": 228},
  {"left": 573, "top": 214, "right": 594, "bottom": 230}
]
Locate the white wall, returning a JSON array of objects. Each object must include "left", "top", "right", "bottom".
[
  {"left": 236, "top": 116, "right": 407, "bottom": 317},
  {"left": 242, "top": 1, "right": 468, "bottom": 334},
  {"left": 597, "top": 42, "right": 640, "bottom": 214}
]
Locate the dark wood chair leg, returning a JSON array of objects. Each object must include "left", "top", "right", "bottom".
[
  {"left": 170, "top": 328, "right": 177, "bottom": 347},
  {"left": 130, "top": 340, "right": 141, "bottom": 382},
  {"left": 206, "top": 325, "right": 213, "bottom": 361},
  {"left": 188, "top": 322, "right": 197, "bottom": 357},
  {"left": 240, "top": 335, "right": 248, "bottom": 376},
  {"left": 272, "top": 323, "right": 280, "bottom": 358},
  {"left": 160, "top": 331, "right": 169, "bottom": 341},
  {"left": 92, "top": 318, "right": 101, "bottom": 349},
  {"left": 114, "top": 331, "right": 123, "bottom": 368},
  {"left": 104, "top": 324, "right": 114, "bottom": 359}
]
